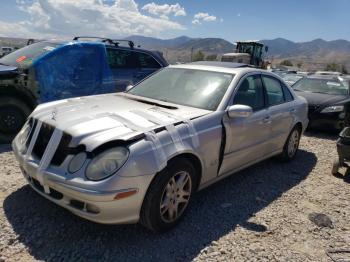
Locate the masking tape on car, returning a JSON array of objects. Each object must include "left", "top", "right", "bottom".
[
  {"left": 37, "top": 129, "right": 63, "bottom": 191},
  {"left": 99, "top": 112, "right": 168, "bottom": 171},
  {"left": 144, "top": 131, "right": 167, "bottom": 171},
  {"left": 147, "top": 109, "right": 200, "bottom": 149},
  {"left": 165, "top": 124, "right": 184, "bottom": 151},
  {"left": 25, "top": 120, "right": 42, "bottom": 161},
  {"left": 182, "top": 119, "right": 200, "bottom": 148}
]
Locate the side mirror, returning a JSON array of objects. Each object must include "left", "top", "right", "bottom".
[
  {"left": 227, "top": 104, "right": 253, "bottom": 118},
  {"left": 125, "top": 84, "right": 133, "bottom": 92}
]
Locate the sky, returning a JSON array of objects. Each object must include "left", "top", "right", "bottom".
[{"left": 0, "top": 0, "right": 349, "bottom": 43}]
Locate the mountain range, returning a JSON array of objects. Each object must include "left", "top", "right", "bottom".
[
  {"left": 1, "top": 35, "right": 350, "bottom": 71},
  {"left": 126, "top": 36, "right": 350, "bottom": 70}
]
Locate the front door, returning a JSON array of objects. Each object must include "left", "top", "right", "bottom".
[{"left": 219, "top": 74, "right": 271, "bottom": 176}]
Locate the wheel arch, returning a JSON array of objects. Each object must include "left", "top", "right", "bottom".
[
  {"left": 294, "top": 121, "right": 303, "bottom": 133},
  {"left": 166, "top": 152, "right": 203, "bottom": 191},
  {"left": 0, "top": 86, "right": 37, "bottom": 110}
]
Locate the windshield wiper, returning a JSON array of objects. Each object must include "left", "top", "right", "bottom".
[{"left": 128, "top": 97, "right": 178, "bottom": 110}]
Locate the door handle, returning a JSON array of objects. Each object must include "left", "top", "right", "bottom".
[{"left": 289, "top": 108, "right": 296, "bottom": 113}]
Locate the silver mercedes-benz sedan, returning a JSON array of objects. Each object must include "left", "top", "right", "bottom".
[{"left": 12, "top": 62, "right": 308, "bottom": 232}]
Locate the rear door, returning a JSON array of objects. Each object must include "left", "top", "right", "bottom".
[
  {"left": 219, "top": 73, "right": 271, "bottom": 175},
  {"left": 262, "top": 74, "right": 295, "bottom": 153}
]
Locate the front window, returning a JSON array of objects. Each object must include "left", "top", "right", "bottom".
[
  {"left": 292, "top": 78, "right": 348, "bottom": 95},
  {"left": 233, "top": 75, "right": 265, "bottom": 111},
  {"left": 0, "top": 42, "right": 59, "bottom": 68},
  {"left": 128, "top": 68, "right": 234, "bottom": 110}
]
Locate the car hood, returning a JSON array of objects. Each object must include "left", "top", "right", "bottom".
[
  {"left": 0, "top": 64, "right": 18, "bottom": 78},
  {"left": 294, "top": 91, "right": 349, "bottom": 107},
  {"left": 30, "top": 93, "right": 211, "bottom": 150}
]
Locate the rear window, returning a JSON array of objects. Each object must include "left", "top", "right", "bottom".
[
  {"left": 107, "top": 48, "right": 160, "bottom": 69},
  {"left": 0, "top": 42, "right": 59, "bottom": 69}
]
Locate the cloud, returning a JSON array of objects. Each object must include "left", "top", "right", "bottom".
[
  {"left": 1, "top": 0, "right": 186, "bottom": 38},
  {"left": 142, "top": 2, "right": 186, "bottom": 19},
  {"left": 192, "top": 12, "right": 217, "bottom": 25}
]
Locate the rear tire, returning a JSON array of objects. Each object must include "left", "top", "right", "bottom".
[
  {"left": 0, "top": 97, "right": 31, "bottom": 144},
  {"left": 140, "top": 158, "right": 197, "bottom": 232},
  {"left": 279, "top": 126, "right": 301, "bottom": 162}
]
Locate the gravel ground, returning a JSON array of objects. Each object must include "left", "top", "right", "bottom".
[{"left": 0, "top": 132, "right": 349, "bottom": 262}]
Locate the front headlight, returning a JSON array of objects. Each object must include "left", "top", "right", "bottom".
[
  {"left": 85, "top": 147, "right": 129, "bottom": 181},
  {"left": 68, "top": 152, "right": 87, "bottom": 174},
  {"left": 18, "top": 123, "right": 31, "bottom": 145},
  {"left": 321, "top": 105, "right": 344, "bottom": 113},
  {"left": 16, "top": 121, "right": 32, "bottom": 153}
]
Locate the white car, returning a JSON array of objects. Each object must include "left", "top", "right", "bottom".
[{"left": 12, "top": 62, "right": 308, "bottom": 232}]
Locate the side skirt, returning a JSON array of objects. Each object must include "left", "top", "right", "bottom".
[{"left": 197, "top": 149, "right": 283, "bottom": 191}]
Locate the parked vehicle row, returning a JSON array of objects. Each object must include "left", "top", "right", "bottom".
[
  {"left": 292, "top": 74, "right": 350, "bottom": 131},
  {"left": 12, "top": 62, "right": 308, "bottom": 232},
  {"left": 0, "top": 37, "right": 168, "bottom": 143}
]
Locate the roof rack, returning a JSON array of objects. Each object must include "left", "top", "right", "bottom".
[
  {"left": 73, "top": 36, "right": 114, "bottom": 45},
  {"left": 111, "top": 39, "right": 134, "bottom": 48},
  {"left": 73, "top": 36, "right": 135, "bottom": 48},
  {"left": 27, "top": 39, "right": 35, "bottom": 45}
]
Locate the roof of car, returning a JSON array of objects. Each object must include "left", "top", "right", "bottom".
[
  {"left": 170, "top": 61, "right": 266, "bottom": 75},
  {"left": 307, "top": 74, "right": 342, "bottom": 80},
  {"left": 188, "top": 61, "right": 251, "bottom": 68},
  {"left": 40, "top": 39, "right": 168, "bottom": 66}
]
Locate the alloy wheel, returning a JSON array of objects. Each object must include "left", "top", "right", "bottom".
[
  {"left": 160, "top": 171, "right": 192, "bottom": 223},
  {"left": 287, "top": 129, "right": 300, "bottom": 157}
]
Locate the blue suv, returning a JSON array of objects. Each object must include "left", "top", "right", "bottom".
[{"left": 0, "top": 37, "right": 168, "bottom": 143}]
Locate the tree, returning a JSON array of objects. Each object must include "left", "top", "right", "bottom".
[
  {"left": 341, "top": 65, "right": 348, "bottom": 74},
  {"left": 280, "top": 60, "right": 293, "bottom": 66},
  {"left": 325, "top": 63, "right": 340, "bottom": 72},
  {"left": 192, "top": 50, "right": 205, "bottom": 61},
  {"left": 297, "top": 62, "right": 303, "bottom": 68},
  {"left": 206, "top": 54, "right": 217, "bottom": 61}
]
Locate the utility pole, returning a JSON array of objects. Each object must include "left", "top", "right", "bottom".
[{"left": 190, "top": 47, "right": 193, "bottom": 62}]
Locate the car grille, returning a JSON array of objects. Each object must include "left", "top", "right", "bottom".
[
  {"left": 51, "top": 132, "right": 72, "bottom": 166},
  {"left": 32, "top": 122, "right": 55, "bottom": 159},
  {"left": 29, "top": 119, "right": 72, "bottom": 166}
]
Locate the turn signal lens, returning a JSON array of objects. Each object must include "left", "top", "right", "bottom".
[{"left": 114, "top": 189, "right": 138, "bottom": 200}]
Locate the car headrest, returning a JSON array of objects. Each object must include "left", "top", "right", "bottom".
[{"left": 239, "top": 79, "right": 250, "bottom": 92}]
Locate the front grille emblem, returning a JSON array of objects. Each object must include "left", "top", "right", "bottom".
[{"left": 51, "top": 108, "right": 57, "bottom": 120}]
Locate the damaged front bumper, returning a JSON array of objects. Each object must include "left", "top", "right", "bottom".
[{"left": 12, "top": 142, "right": 154, "bottom": 225}]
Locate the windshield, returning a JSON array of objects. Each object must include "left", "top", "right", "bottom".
[
  {"left": 292, "top": 78, "right": 348, "bottom": 95},
  {"left": 0, "top": 42, "right": 59, "bottom": 68},
  {"left": 128, "top": 68, "right": 234, "bottom": 110},
  {"left": 283, "top": 74, "right": 303, "bottom": 83}
]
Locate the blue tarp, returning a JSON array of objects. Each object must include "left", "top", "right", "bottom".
[{"left": 33, "top": 42, "right": 114, "bottom": 103}]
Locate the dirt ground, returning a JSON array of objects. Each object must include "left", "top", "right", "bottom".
[{"left": 0, "top": 132, "right": 349, "bottom": 261}]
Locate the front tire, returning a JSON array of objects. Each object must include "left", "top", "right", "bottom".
[
  {"left": 0, "top": 97, "right": 32, "bottom": 144},
  {"left": 140, "top": 158, "right": 196, "bottom": 232},
  {"left": 279, "top": 126, "right": 301, "bottom": 162}
]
